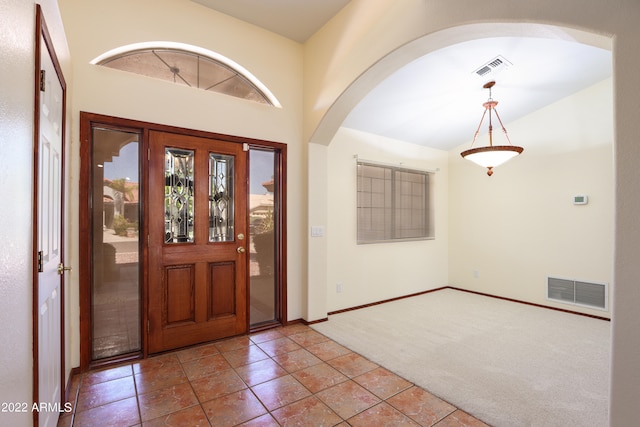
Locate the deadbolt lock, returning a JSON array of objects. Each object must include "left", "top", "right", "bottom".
[{"left": 237, "top": 233, "right": 245, "bottom": 240}]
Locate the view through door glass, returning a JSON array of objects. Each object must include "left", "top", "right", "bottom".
[
  {"left": 91, "top": 128, "right": 141, "bottom": 360},
  {"left": 250, "top": 149, "right": 277, "bottom": 326}
]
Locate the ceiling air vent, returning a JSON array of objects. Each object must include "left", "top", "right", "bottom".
[{"left": 474, "top": 55, "right": 512, "bottom": 78}]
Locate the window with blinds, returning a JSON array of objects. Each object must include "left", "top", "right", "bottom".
[{"left": 357, "top": 161, "right": 434, "bottom": 243}]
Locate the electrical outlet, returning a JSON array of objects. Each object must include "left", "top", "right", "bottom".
[{"left": 336, "top": 283, "right": 342, "bottom": 293}]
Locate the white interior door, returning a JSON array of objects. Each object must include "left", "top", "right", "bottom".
[{"left": 36, "top": 10, "right": 65, "bottom": 426}]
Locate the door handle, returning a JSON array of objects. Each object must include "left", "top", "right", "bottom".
[
  {"left": 57, "top": 263, "right": 72, "bottom": 275},
  {"left": 237, "top": 247, "right": 246, "bottom": 253}
]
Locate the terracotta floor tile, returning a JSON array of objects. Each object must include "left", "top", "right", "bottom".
[
  {"left": 291, "top": 362, "right": 349, "bottom": 393},
  {"left": 271, "top": 395, "right": 342, "bottom": 427},
  {"left": 175, "top": 343, "right": 219, "bottom": 363},
  {"left": 201, "top": 388, "right": 267, "bottom": 426},
  {"left": 72, "top": 396, "right": 140, "bottom": 427},
  {"left": 68, "top": 332, "right": 487, "bottom": 427},
  {"left": 249, "top": 329, "right": 285, "bottom": 344},
  {"left": 76, "top": 376, "right": 136, "bottom": 412},
  {"left": 256, "top": 336, "right": 302, "bottom": 357},
  {"left": 251, "top": 374, "right": 312, "bottom": 410},
  {"left": 181, "top": 353, "right": 232, "bottom": 381},
  {"left": 327, "top": 352, "right": 379, "bottom": 378},
  {"left": 272, "top": 348, "right": 323, "bottom": 373},
  {"left": 137, "top": 382, "right": 199, "bottom": 421},
  {"left": 348, "top": 402, "right": 421, "bottom": 427},
  {"left": 190, "top": 368, "right": 247, "bottom": 403},
  {"left": 222, "top": 344, "right": 270, "bottom": 368},
  {"left": 287, "top": 330, "right": 330, "bottom": 347},
  {"left": 354, "top": 367, "right": 413, "bottom": 399},
  {"left": 434, "top": 409, "right": 491, "bottom": 427},
  {"left": 279, "top": 323, "right": 311, "bottom": 336},
  {"left": 81, "top": 365, "right": 132, "bottom": 387},
  {"left": 315, "top": 380, "right": 380, "bottom": 419},
  {"left": 142, "top": 405, "right": 210, "bottom": 427},
  {"left": 133, "top": 353, "right": 181, "bottom": 375},
  {"left": 215, "top": 335, "right": 253, "bottom": 353},
  {"left": 235, "top": 358, "right": 288, "bottom": 386},
  {"left": 135, "top": 364, "right": 188, "bottom": 395},
  {"left": 387, "top": 385, "right": 456, "bottom": 426},
  {"left": 305, "top": 340, "right": 353, "bottom": 361},
  {"left": 237, "top": 413, "right": 280, "bottom": 426}
]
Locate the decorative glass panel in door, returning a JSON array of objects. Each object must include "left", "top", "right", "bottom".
[
  {"left": 165, "top": 148, "right": 194, "bottom": 243},
  {"left": 209, "top": 154, "right": 234, "bottom": 242}
]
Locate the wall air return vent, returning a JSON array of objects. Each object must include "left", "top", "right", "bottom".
[
  {"left": 474, "top": 55, "right": 512, "bottom": 78},
  {"left": 547, "top": 277, "right": 608, "bottom": 310}
]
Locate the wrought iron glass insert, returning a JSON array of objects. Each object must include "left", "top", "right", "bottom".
[
  {"left": 209, "top": 153, "right": 235, "bottom": 242},
  {"left": 96, "top": 47, "right": 273, "bottom": 105},
  {"left": 165, "top": 148, "right": 194, "bottom": 243}
]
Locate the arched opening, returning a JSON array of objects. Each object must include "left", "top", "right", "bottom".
[
  {"left": 310, "top": 23, "right": 612, "bottom": 146},
  {"left": 309, "top": 24, "right": 614, "bottom": 425}
]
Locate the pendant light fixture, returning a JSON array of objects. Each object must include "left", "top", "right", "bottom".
[{"left": 460, "top": 81, "right": 523, "bottom": 176}]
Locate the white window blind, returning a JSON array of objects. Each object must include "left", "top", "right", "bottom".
[{"left": 357, "top": 161, "right": 434, "bottom": 243}]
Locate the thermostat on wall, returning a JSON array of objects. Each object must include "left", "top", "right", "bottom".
[{"left": 573, "top": 195, "right": 588, "bottom": 205}]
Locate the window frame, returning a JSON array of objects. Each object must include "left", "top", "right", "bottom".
[{"left": 356, "top": 160, "right": 434, "bottom": 244}]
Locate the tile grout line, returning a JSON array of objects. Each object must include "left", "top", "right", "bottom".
[{"left": 65, "top": 326, "right": 487, "bottom": 426}]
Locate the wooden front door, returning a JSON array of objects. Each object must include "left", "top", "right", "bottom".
[{"left": 148, "top": 131, "right": 248, "bottom": 353}]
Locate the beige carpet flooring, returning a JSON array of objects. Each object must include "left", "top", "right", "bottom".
[{"left": 311, "top": 288, "right": 610, "bottom": 427}]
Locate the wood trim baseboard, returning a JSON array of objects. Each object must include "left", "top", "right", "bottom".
[
  {"left": 291, "top": 285, "right": 610, "bottom": 323},
  {"left": 302, "top": 318, "right": 329, "bottom": 325},
  {"left": 326, "top": 286, "right": 449, "bottom": 316},
  {"left": 447, "top": 286, "right": 611, "bottom": 321},
  {"left": 64, "top": 367, "right": 80, "bottom": 404}
]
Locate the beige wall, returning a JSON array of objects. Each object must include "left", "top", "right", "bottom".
[
  {"left": 449, "top": 79, "right": 614, "bottom": 317},
  {"left": 0, "top": 2, "right": 37, "bottom": 424},
  {"left": 3, "top": 0, "right": 640, "bottom": 425},
  {"left": 304, "top": 1, "right": 640, "bottom": 424},
  {"left": 307, "top": 143, "right": 328, "bottom": 319},
  {"left": 323, "top": 79, "right": 613, "bottom": 318},
  {"left": 325, "top": 128, "right": 449, "bottom": 311},
  {"left": 58, "top": 0, "right": 308, "bottom": 371},
  {"left": 0, "top": 1, "right": 71, "bottom": 425}
]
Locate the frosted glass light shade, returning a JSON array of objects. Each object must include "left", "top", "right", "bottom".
[{"left": 460, "top": 145, "right": 523, "bottom": 175}]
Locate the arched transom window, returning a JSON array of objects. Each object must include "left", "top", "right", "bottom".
[{"left": 91, "top": 42, "right": 281, "bottom": 107}]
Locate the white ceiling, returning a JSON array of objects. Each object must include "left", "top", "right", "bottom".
[
  {"left": 191, "top": 0, "right": 351, "bottom": 43},
  {"left": 192, "top": 1, "right": 613, "bottom": 151},
  {"left": 343, "top": 37, "right": 612, "bottom": 150}
]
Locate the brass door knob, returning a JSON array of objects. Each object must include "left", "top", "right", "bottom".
[
  {"left": 237, "top": 247, "right": 246, "bottom": 253},
  {"left": 57, "top": 263, "right": 72, "bottom": 275}
]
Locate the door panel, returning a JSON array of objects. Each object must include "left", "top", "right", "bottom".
[
  {"left": 165, "top": 265, "right": 196, "bottom": 324},
  {"left": 210, "top": 262, "right": 236, "bottom": 318},
  {"left": 148, "top": 131, "right": 247, "bottom": 353},
  {"left": 36, "top": 7, "right": 66, "bottom": 426}
]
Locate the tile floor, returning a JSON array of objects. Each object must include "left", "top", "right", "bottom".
[{"left": 58, "top": 324, "right": 489, "bottom": 426}]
